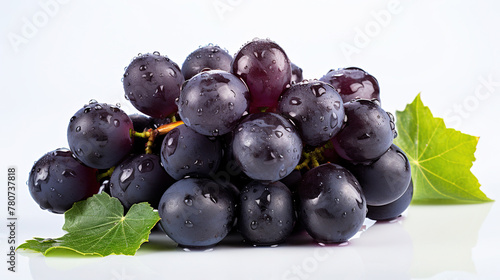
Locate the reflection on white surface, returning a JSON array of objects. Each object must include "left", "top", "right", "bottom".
[
  {"left": 16, "top": 203, "right": 494, "bottom": 280},
  {"left": 404, "top": 204, "right": 492, "bottom": 279}
]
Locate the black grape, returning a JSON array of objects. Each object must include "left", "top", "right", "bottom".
[
  {"left": 27, "top": 149, "right": 100, "bottom": 214},
  {"left": 238, "top": 180, "right": 295, "bottom": 246},
  {"left": 123, "top": 52, "right": 184, "bottom": 118},
  {"left": 231, "top": 38, "right": 292, "bottom": 110},
  {"left": 67, "top": 101, "right": 134, "bottom": 170},
  {"left": 177, "top": 70, "right": 250, "bottom": 136},
  {"left": 367, "top": 179, "right": 413, "bottom": 221},
  {"left": 109, "top": 154, "right": 175, "bottom": 209},
  {"left": 297, "top": 163, "right": 367, "bottom": 243},
  {"left": 319, "top": 67, "right": 380, "bottom": 103},
  {"left": 160, "top": 124, "right": 222, "bottom": 180},
  {"left": 278, "top": 80, "right": 345, "bottom": 147},
  {"left": 157, "top": 177, "right": 236, "bottom": 248},
  {"left": 345, "top": 144, "right": 411, "bottom": 206},
  {"left": 332, "top": 99, "right": 396, "bottom": 164},
  {"left": 181, "top": 44, "right": 233, "bottom": 80},
  {"left": 231, "top": 112, "right": 302, "bottom": 182}
]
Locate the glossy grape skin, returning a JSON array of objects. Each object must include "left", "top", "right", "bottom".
[
  {"left": 238, "top": 181, "right": 295, "bottom": 246},
  {"left": 319, "top": 67, "right": 380, "bottom": 103},
  {"left": 231, "top": 39, "right": 292, "bottom": 109},
  {"left": 158, "top": 178, "right": 236, "bottom": 248},
  {"left": 123, "top": 52, "right": 184, "bottom": 118},
  {"left": 67, "top": 102, "right": 134, "bottom": 169},
  {"left": 231, "top": 112, "right": 302, "bottom": 182},
  {"left": 367, "top": 179, "right": 413, "bottom": 221},
  {"left": 278, "top": 80, "right": 345, "bottom": 147},
  {"left": 160, "top": 124, "right": 222, "bottom": 180},
  {"left": 291, "top": 63, "right": 303, "bottom": 83},
  {"left": 177, "top": 70, "right": 250, "bottom": 136},
  {"left": 27, "top": 149, "right": 100, "bottom": 214},
  {"left": 181, "top": 44, "right": 233, "bottom": 80},
  {"left": 109, "top": 154, "right": 175, "bottom": 210},
  {"left": 332, "top": 99, "right": 396, "bottom": 164},
  {"left": 297, "top": 163, "right": 367, "bottom": 243},
  {"left": 345, "top": 144, "right": 412, "bottom": 206}
]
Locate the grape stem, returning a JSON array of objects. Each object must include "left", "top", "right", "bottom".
[
  {"left": 97, "top": 166, "right": 115, "bottom": 182},
  {"left": 130, "top": 121, "right": 184, "bottom": 154},
  {"left": 295, "top": 145, "right": 329, "bottom": 171}
]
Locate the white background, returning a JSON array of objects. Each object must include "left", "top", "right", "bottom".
[{"left": 1, "top": 0, "right": 499, "bottom": 279}]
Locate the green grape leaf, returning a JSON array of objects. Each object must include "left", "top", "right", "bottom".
[
  {"left": 18, "top": 193, "right": 160, "bottom": 256},
  {"left": 394, "top": 93, "right": 493, "bottom": 203}
]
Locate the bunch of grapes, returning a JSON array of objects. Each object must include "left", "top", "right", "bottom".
[{"left": 28, "top": 39, "right": 412, "bottom": 249}]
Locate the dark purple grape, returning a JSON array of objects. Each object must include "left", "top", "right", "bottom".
[
  {"left": 332, "top": 99, "right": 395, "bottom": 164},
  {"left": 291, "top": 63, "right": 303, "bottom": 83},
  {"left": 278, "top": 80, "right": 345, "bottom": 147},
  {"left": 158, "top": 177, "right": 236, "bottom": 248},
  {"left": 67, "top": 101, "right": 134, "bottom": 169},
  {"left": 345, "top": 144, "right": 411, "bottom": 206},
  {"left": 231, "top": 112, "right": 302, "bottom": 182},
  {"left": 123, "top": 52, "right": 184, "bottom": 118},
  {"left": 319, "top": 67, "right": 380, "bottom": 103},
  {"left": 181, "top": 44, "right": 233, "bottom": 80},
  {"left": 238, "top": 181, "right": 295, "bottom": 246},
  {"left": 177, "top": 70, "right": 250, "bottom": 136},
  {"left": 367, "top": 179, "right": 413, "bottom": 221},
  {"left": 27, "top": 149, "right": 100, "bottom": 214},
  {"left": 231, "top": 38, "right": 292, "bottom": 109},
  {"left": 109, "top": 154, "right": 175, "bottom": 209},
  {"left": 297, "top": 163, "right": 367, "bottom": 243},
  {"left": 160, "top": 124, "right": 222, "bottom": 180}
]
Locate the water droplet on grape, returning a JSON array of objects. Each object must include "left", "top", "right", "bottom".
[
  {"left": 167, "top": 68, "right": 176, "bottom": 77},
  {"left": 333, "top": 100, "right": 341, "bottom": 110},
  {"left": 290, "top": 97, "right": 302, "bottom": 105},
  {"left": 185, "top": 220, "right": 193, "bottom": 228},
  {"left": 357, "top": 133, "right": 371, "bottom": 140},
  {"left": 62, "top": 169, "right": 76, "bottom": 177},
  {"left": 250, "top": 221, "right": 258, "bottom": 230},
  {"left": 184, "top": 196, "right": 193, "bottom": 206},
  {"left": 138, "top": 159, "right": 154, "bottom": 173}
]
